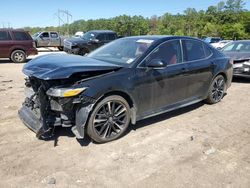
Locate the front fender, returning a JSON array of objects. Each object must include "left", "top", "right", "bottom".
[{"left": 71, "top": 103, "right": 94, "bottom": 139}]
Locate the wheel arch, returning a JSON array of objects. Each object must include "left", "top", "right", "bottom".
[
  {"left": 10, "top": 48, "right": 26, "bottom": 58},
  {"left": 95, "top": 90, "right": 137, "bottom": 124}
]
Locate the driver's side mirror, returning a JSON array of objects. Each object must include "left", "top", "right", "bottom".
[{"left": 147, "top": 59, "right": 166, "bottom": 69}]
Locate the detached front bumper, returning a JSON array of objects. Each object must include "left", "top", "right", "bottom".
[
  {"left": 18, "top": 105, "right": 42, "bottom": 133},
  {"left": 233, "top": 61, "right": 250, "bottom": 78}
]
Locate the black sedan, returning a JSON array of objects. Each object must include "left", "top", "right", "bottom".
[
  {"left": 19, "top": 36, "right": 233, "bottom": 143},
  {"left": 221, "top": 40, "right": 250, "bottom": 78}
]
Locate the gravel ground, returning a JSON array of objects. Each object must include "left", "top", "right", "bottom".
[{"left": 0, "top": 50, "right": 249, "bottom": 188}]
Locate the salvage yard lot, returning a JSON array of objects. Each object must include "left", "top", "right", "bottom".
[{"left": 0, "top": 50, "right": 250, "bottom": 188}]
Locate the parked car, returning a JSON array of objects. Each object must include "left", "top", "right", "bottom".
[
  {"left": 32, "top": 31, "right": 65, "bottom": 51},
  {"left": 0, "top": 29, "right": 37, "bottom": 63},
  {"left": 19, "top": 36, "right": 233, "bottom": 143},
  {"left": 221, "top": 40, "right": 250, "bottom": 78},
  {"left": 203, "top": 37, "right": 222, "bottom": 44},
  {"left": 211, "top": 40, "right": 232, "bottom": 49},
  {"left": 74, "top": 31, "right": 85, "bottom": 38},
  {"left": 64, "top": 30, "right": 118, "bottom": 56}
]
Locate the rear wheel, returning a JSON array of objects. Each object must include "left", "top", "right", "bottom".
[
  {"left": 11, "top": 50, "right": 26, "bottom": 63},
  {"left": 206, "top": 75, "right": 226, "bottom": 104},
  {"left": 87, "top": 95, "right": 131, "bottom": 143}
]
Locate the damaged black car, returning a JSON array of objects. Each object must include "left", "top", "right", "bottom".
[
  {"left": 19, "top": 36, "right": 233, "bottom": 143},
  {"left": 221, "top": 40, "right": 250, "bottom": 78}
]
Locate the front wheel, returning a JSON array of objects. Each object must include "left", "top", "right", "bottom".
[
  {"left": 79, "top": 48, "right": 89, "bottom": 56},
  {"left": 87, "top": 95, "right": 131, "bottom": 143},
  {"left": 206, "top": 75, "right": 226, "bottom": 104}
]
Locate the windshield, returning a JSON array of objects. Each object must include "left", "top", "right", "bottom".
[
  {"left": 81, "top": 32, "right": 95, "bottom": 41},
  {"left": 88, "top": 38, "right": 155, "bottom": 64},
  {"left": 221, "top": 42, "right": 250, "bottom": 52},
  {"left": 33, "top": 32, "right": 41, "bottom": 38}
]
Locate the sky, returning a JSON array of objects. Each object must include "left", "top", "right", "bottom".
[{"left": 1, "top": 0, "right": 250, "bottom": 28}]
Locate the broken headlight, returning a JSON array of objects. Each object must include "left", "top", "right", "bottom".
[{"left": 46, "top": 87, "right": 88, "bottom": 98}]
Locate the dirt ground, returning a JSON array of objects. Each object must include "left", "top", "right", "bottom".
[{"left": 0, "top": 51, "right": 250, "bottom": 188}]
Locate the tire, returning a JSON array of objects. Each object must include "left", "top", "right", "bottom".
[
  {"left": 11, "top": 50, "right": 26, "bottom": 63},
  {"left": 79, "top": 48, "right": 89, "bottom": 56},
  {"left": 58, "top": 47, "right": 64, "bottom": 51},
  {"left": 205, "top": 75, "right": 226, "bottom": 104},
  {"left": 87, "top": 95, "right": 131, "bottom": 143}
]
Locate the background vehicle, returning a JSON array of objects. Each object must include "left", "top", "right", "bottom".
[
  {"left": 211, "top": 40, "right": 232, "bottom": 49},
  {"left": 203, "top": 37, "right": 222, "bottom": 44},
  {"left": 0, "top": 29, "right": 37, "bottom": 63},
  {"left": 221, "top": 40, "right": 250, "bottom": 78},
  {"left": 74, "top": 31, "right": 85, "bottom": 38},
  {"left": 33, "top": 31, "right": 65, "bottom": 51},
  {"left": 64, "top": 30, "right": 118, "bottom": 56},
  {"left": 19, "top": 36, "right": 233, "bottom": 143}
]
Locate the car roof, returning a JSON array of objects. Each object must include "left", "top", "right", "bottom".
[
  {"left": 124, "top": 35, "right": 203, "bottom": 42},
  {"left": 88, "top": 30, "right": 116, "bottom": 34},
  {"left": 0, "top": 28, "right": 26, "bottom": 32}
]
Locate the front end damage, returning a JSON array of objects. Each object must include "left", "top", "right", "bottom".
[
  {"left": 18, "top": 77, "right": 96, "bottom": 140},
  {"left": 233, "top": 59, "right": 250, "bottom": 78}
]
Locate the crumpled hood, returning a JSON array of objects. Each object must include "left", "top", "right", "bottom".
[
  {"left": 23, "top": 54, "right": 122, "bottom": 80},
  {"left": 223, "top": 52, "right": 250, "bottom": 61}
]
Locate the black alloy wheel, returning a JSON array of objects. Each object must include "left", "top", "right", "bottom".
[
  {"left": 206, "top": 75, "right": 226, "bottom": 104},
  {"left": 87, "top": 95, "right": 131, "bottom": 143}
]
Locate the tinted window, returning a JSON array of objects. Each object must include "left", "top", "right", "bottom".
[
  {"left": 13, "top": 31, "right": 30, "bottom": 41},
  {"left": 50, "top": 32, "right": 58, "bottom": 38},
  {"left": 41, "top": 32, "right": 49, "bottom": 38},
  {"left": 107, "top": 33, "right": 116, "bottom": 41},
  {"left": 0, "top": 31, "right": 11, "bottom": 40},
  {"left": 203, "top": 44, "right": 212, "bottom": 57},
  {"left": 96, "top": 34, "right": 105, "bottom": 41},
  {"left": 145, "top": 40, "right": 182, "bottom": 65},
  {"left": 183, "top": 40, "right": 206, "bottom": 61}
]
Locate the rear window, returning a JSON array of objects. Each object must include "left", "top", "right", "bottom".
[
  {"left": 50, "top": 32, "right": 58, "bottom": 38},
  {"left": 203, "top": 44, "right": 212, "bottom": 57},
  {"left": 0, "top": 31, "right": 11, "bottom": 40},
  {"left": 182, "top": 40, "right": 206, "bottom": 61},
  {"left": 13, "top": 31, "right": 30, "bottom": 41}
]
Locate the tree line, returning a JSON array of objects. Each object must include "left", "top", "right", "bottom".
[{"left": 24, "top": 0, "right": 250, "bottom": 40}]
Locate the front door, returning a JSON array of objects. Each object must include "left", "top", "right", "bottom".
[{"left": 134, "top": 39, "right": 189, "bottom": 118}]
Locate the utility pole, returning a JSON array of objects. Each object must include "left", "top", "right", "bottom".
[{"left": 55, "top": 9, "right": 72, "bottom": 36}]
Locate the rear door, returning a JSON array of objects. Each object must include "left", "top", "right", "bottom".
[
  {"left": 12, "top": 31, "right": 33, "bottom": 51},
  {"left": 49, "top": 32, "right": 60, "bottom": 47},
  {"left": 181, "top": 39, "right": 214, "bottom": 100},
  {"left": 0, "top": 31, "right": 12, "bottom": 57}
]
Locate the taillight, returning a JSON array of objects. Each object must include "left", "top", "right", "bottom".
[{"left": 33, "top": 41, "right": 36, "bottom": 48}]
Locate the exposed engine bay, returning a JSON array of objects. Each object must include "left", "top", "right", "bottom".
[{"left": 19, "top": 70, "right": 115, "bottom": 139}]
